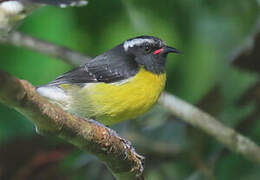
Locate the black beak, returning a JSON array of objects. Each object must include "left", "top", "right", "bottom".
[{"left": 163, "top": 46, "right": 180, "bottom": 54}]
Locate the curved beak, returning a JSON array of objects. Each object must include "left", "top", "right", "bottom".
[{"left": 163, "top": 46, "right": 180, "bottom": 54}]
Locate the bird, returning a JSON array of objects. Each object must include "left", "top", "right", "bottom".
[{"left": 37, "top": 36, "right": 179, "bottom": 125}]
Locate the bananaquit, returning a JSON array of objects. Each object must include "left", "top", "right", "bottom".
[{"left": 37, "top": 36, "right": 179, "bottom": 125}]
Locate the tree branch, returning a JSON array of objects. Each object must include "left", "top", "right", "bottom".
[
  {"left": 6, "top": 31, "right": 91, "bottom": 66},
  {"left": 159, "top": 92, "right": 260, "bottom": 164},
  {"left": 0, "top": 70, "right": 145, "bottom": 180}
]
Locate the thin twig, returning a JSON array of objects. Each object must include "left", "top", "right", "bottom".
[
  {"left": 0, "top": 70, "right": 145, "bottom": 180},
  {"left": 6, "top": 31, "right": 91, "bottom": 66},
  {"left": 159, "top": 92, "right": 260, "bottom": 164}
]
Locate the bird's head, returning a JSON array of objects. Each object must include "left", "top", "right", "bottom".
[{"left": 122, "top": 36, "right": 179, "bottom": 74}]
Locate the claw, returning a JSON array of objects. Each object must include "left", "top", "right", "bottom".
[{"left": 88, "top": 119, "right": 144, "bottom": 171}]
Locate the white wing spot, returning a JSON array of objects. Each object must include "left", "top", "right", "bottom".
[{"left": 123, "top": 38, "right": 154, "bottom": 51}]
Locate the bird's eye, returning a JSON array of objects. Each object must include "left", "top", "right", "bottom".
[{"left": 144, "top": 45, "right": 151, "bottom": 53}]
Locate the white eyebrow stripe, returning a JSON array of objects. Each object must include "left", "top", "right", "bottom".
[{"left": 123, "top": 38, "right": 155, "bottom": 51}]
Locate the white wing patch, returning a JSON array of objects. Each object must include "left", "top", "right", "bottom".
[
  {"left": 123, "top": 38, "right": 154, "bottom": 51},
  {"left": 37, "top": 86, "right": 68, "bottom": 102}
]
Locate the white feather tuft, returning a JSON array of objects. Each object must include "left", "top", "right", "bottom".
[{"left": 37, "top": 86, "right": 68, "bottom": 102}]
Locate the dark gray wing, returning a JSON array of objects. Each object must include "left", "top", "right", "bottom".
[{"left": 47, "top": 45, "right": 138, "bottom": 85}]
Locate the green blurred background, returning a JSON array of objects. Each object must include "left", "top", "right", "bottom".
[{"left": 0, "top": 0, "right": 259, "bottom": 179}]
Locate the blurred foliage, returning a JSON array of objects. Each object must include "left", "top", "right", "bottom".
[{"left": 0, "top": 0, "right": 260, "bottom": 179}]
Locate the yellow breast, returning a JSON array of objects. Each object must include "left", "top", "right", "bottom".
[{"left": 70, "top": 68, "right": 166, "bottom": 125}]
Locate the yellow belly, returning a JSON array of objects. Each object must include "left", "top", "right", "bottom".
[{"left": 69, "top": 68, "right": 166, "bottom": 125}]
